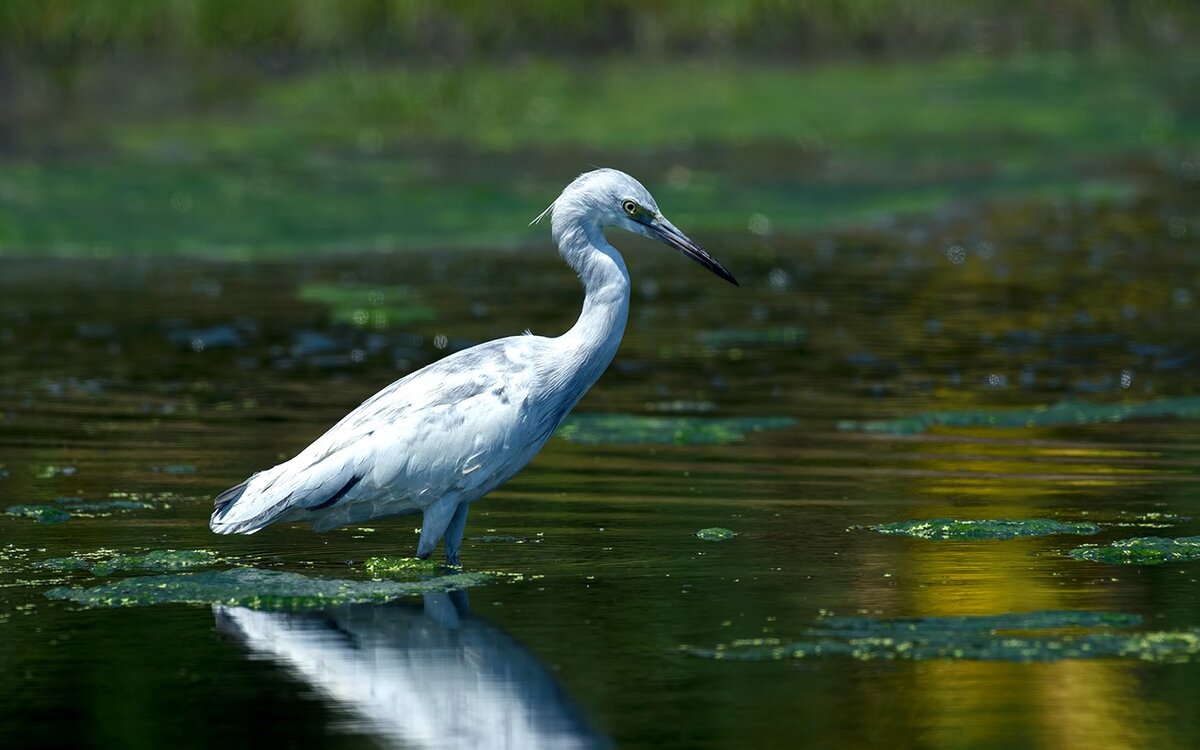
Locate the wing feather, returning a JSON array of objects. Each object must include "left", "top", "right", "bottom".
[{"left": 210, "top": 338, "right": 548, "bottom": 534}]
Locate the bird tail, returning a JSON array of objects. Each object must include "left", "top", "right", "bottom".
[
  {"left": 209, "top": 472, "right": 286, "bottom": 535},
  {"left": 212, "top": 480, "right": 249, "bottom": 520},
  {"left": 210, "top": 451, "right": 365, "bottom": 535}
]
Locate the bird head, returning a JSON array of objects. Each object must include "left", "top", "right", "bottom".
[{"left": 535, "top": 168, "right": 738, "bottom": 286}]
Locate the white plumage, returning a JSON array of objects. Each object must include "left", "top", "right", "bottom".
[{"left": 209, "top": 168, "right": 736, "bottom": 564}]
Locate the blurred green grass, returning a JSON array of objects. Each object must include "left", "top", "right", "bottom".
[
  {"left": 1, "top": 54, "right": 1197, "bottom": 257},
  {"left": 6, "top": 0, "right": 1196, "bottom": 61},
  {"left": 111, "top": 56, "right": 1197, "bottom": 156}
]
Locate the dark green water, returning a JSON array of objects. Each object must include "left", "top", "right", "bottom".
[{"left": 1, "top": 180, "right": 1200, "bottom": 749}]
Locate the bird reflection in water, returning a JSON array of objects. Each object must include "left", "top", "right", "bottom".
[{"left": 215, "top": 591, "right": 609, "bottom": 750}]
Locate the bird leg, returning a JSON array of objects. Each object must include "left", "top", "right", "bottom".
[
  {"left": 442, "top": 502, "right": 471, "bottom": 567},
  {"left": 415, "top": 496, "right": 459, "bottom": 561}
]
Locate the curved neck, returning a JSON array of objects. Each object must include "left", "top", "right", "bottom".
[{"left": 553, "top": 221, "right": 631, "bottom": 391}]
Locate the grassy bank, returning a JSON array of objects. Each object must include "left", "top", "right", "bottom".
[{"left": 1, "top": 55, "right": 1198, "bottom": 257}]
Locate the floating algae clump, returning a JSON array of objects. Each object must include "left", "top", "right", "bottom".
[
  {"left": 815, "top": 610, "right": 1141, "bottom": 633},
  {"left": 6, "top": 505, "right": 71, "bottom": 524},
  {"left": 689, "top": 610, "right": 1200, "bottom": 663},
  {"left": 37, "top": 549, "right": 222, "bottom": 576},
  {"left": 696, "top": 527, "right": 737, "bottom": 541},
  {"left": 1104, "top": 511, "right": 1191, "bottom": 529},
  {"left": 54, "top": 500, "right": 155, "bottom": 515},
  {"left": 364, "top": 556, "right": 445, "bottom": 576},
  {"left": 45, "top": 567, "right": 490, "bottom": 610},
  {"left": 869, "top": 518, "right": 1100, "bottom": 541},
  {"left": 838, "top": 395, "right": 1200, "bottom": 435},
  {"left": 1069, "top": 536, "right": 1200, "bottom": 565},
  {"left": 557, "top": 414, "right": 795, "bottom": 445}
]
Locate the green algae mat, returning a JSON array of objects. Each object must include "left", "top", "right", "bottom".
[
  {"left": 1069, "top": 537, "right": 1200, "bottom": 565},
  {"left": 45, "top": 568, "right": 490, "bottom": 610},
  {"left": 689, "top": 611, "right": 1200, "bottom": 663},
  {"left": 363, "top": 556, "right": 445, "bottom": 577},
  {"left": 840, "top": 396, "right": 1200, "bottom": 436},
  {"left": 6, "top": 505, "right": 71, "bottom": 524},
  {"left": 36, "top": 549, "right": 224, "bottom": 576},
  {"left": 869, "top": 518, "right": 1100, "bottom": 541}
]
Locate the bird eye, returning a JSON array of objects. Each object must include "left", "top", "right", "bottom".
[{"left": 622, "top": 200, "right": 639, "bottom": 216}]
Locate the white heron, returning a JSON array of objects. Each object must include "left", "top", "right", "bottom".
[{"left": 209, "top": 168, "right": 737, "bottom": 564}]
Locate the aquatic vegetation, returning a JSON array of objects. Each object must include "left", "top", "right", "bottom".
[
  {"left": 556, "top": 414, "right": 795, "bottom": 445},
  {"left": 45, "top": 567, "right": 490, "bottom": 610},
  {"left": 36, "top": 549, "right": 222, "bottom": 576},
  {"left": 298, "top": 283, "right": 436, "bottom": 328},
  {"left": 6, "top": 505, "right": 71, "bottom": 524},
  {"left": 1068, "top": 537, "right": 1200, "bottom": 565},
  {"left": 54, "top": 499, "right": 155, "bottom": 515},
  {"left": 364, "top": 556, "right": 445, "bottom": 576},
  {"left": 868, "top": 518, "right": 1100, "bottom": 541},
  {"left": 470, "top": 535, "right": 532, "bottom": 543},
  {"left": 1097, "top": 511, "right": 1191, "bottom": 529},
  {"left": 839, "top": 396, "right": 1200, "bottom": 435},
  {"left": 696, "top": 528, "right": 737, "bottom": 542},
  {"left": 689, "top": 610, "right": 1200, "bottom": 663}
]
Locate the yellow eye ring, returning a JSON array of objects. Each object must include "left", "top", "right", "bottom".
[{"left": 622, "top": 200, "right": 638, "bottom": 216}]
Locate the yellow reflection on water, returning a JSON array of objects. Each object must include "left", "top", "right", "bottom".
[{"left": 864, "top": 480, "right": 1172, "bottom": 750}]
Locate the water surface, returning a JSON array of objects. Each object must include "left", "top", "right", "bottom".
[{"left": 1, "top": 181, "right": 1199, "bottom": 749}]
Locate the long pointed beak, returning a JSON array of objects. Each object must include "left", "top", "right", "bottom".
[{"left": 648, "top": 216, "right": 739, "bottom": 287}]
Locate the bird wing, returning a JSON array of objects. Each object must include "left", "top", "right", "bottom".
[{"left": 211, "top": 338, "right": 553, "bottom": 533}]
